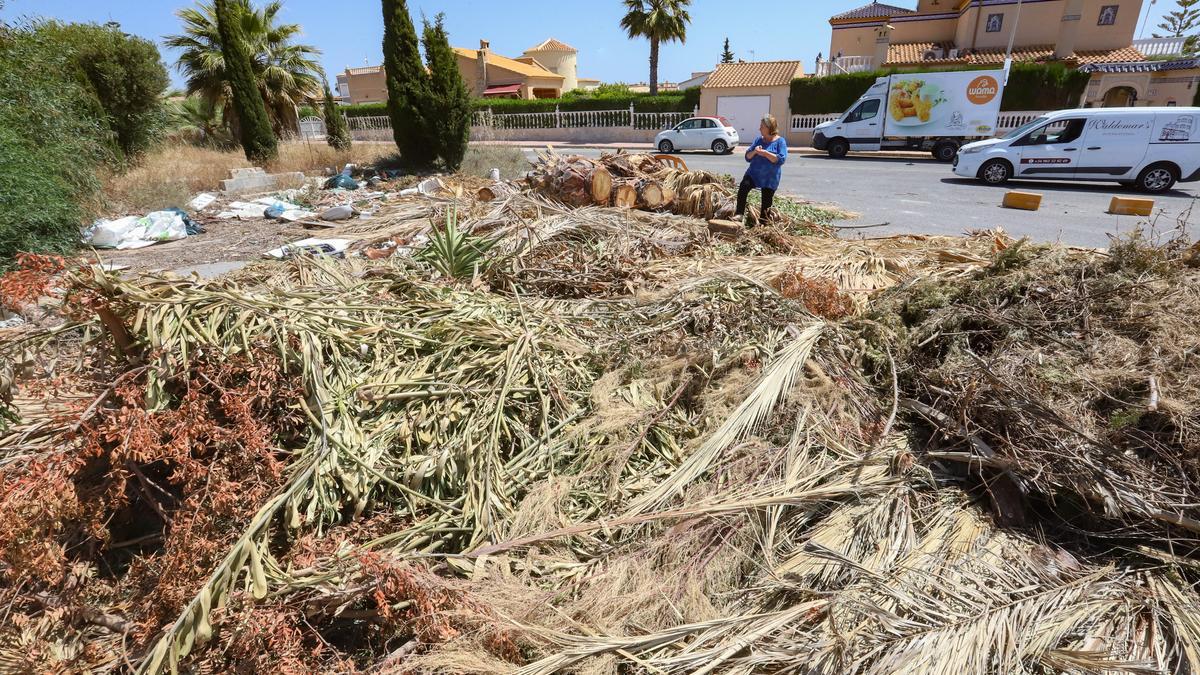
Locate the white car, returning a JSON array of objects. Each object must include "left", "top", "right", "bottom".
[
  {"left": 655, "top": 116, "right": 739, "bottom": 155},
  {"left": 954, "top": 107, "right": 1200, "bottom": 193}
]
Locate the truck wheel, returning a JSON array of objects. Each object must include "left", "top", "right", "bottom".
[
  {"left": 827, "top": 138, "right": 849, "bottom": 159},
  {"left": 712, "top": 139, "right": 728, "bottom": 155},
  {"left": 979, "top": 159, "right": 1012, "bottom": 185},
  {"left": 1136, "top": 163, "right": 1177, "bottom": 193},
  {"left": 658, "top": 140, "right": 674, "bottom": 153},
  {"left": 932, "top": 141, "right": 958, "bottom": 162}
]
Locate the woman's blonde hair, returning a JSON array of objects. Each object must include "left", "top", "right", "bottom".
[{"left": 761, "top": 114, "right": 779, "bottom": 136}]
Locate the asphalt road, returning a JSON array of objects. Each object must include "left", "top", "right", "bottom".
[{"left": 533, "top": 148, "right": 1199, "bottom": 248}]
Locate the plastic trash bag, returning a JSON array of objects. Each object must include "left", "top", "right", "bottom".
[
  {"left": 320, "top": 205, "right": 357, "bottom": 221},
  {"left": 165, "top": 207, "right": 205, "bottom": 235},
  {"left": 86, "top": 211, "right": 188, "bottom": 249},
  {"left": 324, "top": 174, "right": 359, "bottom": 190}
]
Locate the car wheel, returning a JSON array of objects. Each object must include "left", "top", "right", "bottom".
[
  {"left": 658, "top": 140, "right": 674, "bottom": 153},
  {"left": 932, "top": 141, "right": 958, "bottom": 162},
  {"left": 711, "top": 139, "right": 728, "bottom": 155},
  {"left": 1136, "top": 163, "right": 1177, "bottom": 193},
  {"left": 979, "top": 159, "right": 1012, "bottom": 185},
  {"left": 827, "top": 138, "right": 849, "bottom": 159}
]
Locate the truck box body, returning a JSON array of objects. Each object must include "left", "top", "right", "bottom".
[{"left": 813, "top": 69, "right": 1006, "bottom": 158}]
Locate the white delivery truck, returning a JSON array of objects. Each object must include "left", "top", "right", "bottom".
[
  {"left": 812, "top": 69, "right": 1005, "bottom": 161},
  {"left": 952, "top": 107, "right": 1200, "bottom": 193}
]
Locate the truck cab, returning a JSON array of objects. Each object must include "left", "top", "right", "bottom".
[{"left": 812, "top": 78, "right": 889, "bottom": 158}]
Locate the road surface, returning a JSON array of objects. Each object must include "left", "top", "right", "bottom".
[{"left": 530, "top": 148, "right": 1198, "bottom": 248}]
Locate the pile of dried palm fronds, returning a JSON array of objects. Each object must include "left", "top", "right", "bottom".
[
  {"left": 869, "top": 231, "right": 1200, "bottom": 548},
  {"left": 2, "top": 165, "right": 1200, "bottom": 675}
]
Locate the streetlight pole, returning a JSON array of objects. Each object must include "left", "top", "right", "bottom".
[
  {"left": 1004, "top": 0, "right": 1024, "bottom": 84},
  {"left": 1138, "top": 0, "right": 1157, "bottom": 39}
]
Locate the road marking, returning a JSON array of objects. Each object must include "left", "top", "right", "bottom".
[{"left": 899, "top": 199, "right": 931, "bottom": 205}]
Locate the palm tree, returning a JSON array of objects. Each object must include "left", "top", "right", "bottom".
[
  {"left": 619, "top": 0, "right": 691, "bottom": 96},
  {"left": 165, "top": 0, "right": 322, "bottom": 138},
  {"left": 171, "top": 96, "right": 235, "bottom": 148}
]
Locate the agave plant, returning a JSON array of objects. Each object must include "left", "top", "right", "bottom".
[{"left": 419, "top": 208, "right": 498, "bottom": 279}]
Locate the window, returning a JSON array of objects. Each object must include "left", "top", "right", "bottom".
[
  {"left": 678, "top": 119, "right": 701, "bottom": 130},
  {"left": 846, "top": 99, "right": 881, "bottom": 123},
  {"left": 985, "top": 13, "right": 1004, "bottom": 33},
  {"left": 701, "top": 119, "right": 718, "bottom": 128},
  {"left": 1016, "top": 118, "right": 1085, "bottom": 145},
  {"left": 1098, "top": 5, "right": 1118, "bottom": 25}
]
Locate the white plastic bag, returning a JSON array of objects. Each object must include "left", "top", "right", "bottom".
[
  {"left": 86, "top": 216, "right": 142, "bottom": 249},
  {"left": 139, "top": 211, "right": 188, "bottom": 244},
  {"left": 86, "top": 211, "right": 187, "bottom": 249}
]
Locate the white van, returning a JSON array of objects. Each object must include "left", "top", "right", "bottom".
[{"left": 953, "top": 107, "right": 1200, "bottom": 193}]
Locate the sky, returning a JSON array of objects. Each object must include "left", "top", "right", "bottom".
[{"left": 0, "top": 0, "right": 1177, "bottom": 90}]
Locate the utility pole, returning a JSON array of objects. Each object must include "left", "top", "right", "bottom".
[{"left": 1004, "top": 0, "right": 1024, "bottom": 84}]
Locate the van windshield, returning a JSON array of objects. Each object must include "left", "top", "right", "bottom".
[{"left": 1003, "top": 117, "right": 1049, "bottom": 140}]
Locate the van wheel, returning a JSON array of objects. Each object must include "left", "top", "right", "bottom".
[
  {"left": 712, "top": 139, "right": 728, "bottom": 155},
  {"left": 827, "top": 138, "right": 849, "bottom": 159},
  {"left": 658, "top": 140, "right": 674, "bottom": 153},
  {"left": 979, "top": 159, "right": 1012, "bottom": 185},
  {"left": 932, "top": 141, "right": 958, "bottom": 162},
  {"left": 1136, "top": 163, "right": 1177, "bottom": 193}
]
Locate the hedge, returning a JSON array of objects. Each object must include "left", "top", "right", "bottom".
[
  {"left": 332, "top": 87, "right": 700, "bottom": 118},
  {"left": 789, "top": 63, "right": 1091, "bottom": 114}
]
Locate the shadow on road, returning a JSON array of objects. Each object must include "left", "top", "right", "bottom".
[
  {"left": 798, "top": 154, "right": 941, "bottom": 165},
  {"left": 939, "top": 177, "right": 1197, "bottom": 198}
]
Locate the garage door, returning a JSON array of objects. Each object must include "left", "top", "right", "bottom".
[{"left": 716, "top": 95, "right": 771, "bottom": 142}]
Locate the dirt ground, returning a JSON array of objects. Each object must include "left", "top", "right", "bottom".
[{"left": 93, "top": 211, "right": 297, "bottom": 276}]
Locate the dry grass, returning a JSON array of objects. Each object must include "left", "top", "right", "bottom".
[
  {"left": 459, "top": 145, "right": 532, "bottom": 181},
  {"left": 101, "top": 141, "right": 394, "bottom": 215}
]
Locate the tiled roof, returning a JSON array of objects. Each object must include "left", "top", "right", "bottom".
[
  {"left": 1080, "top": 57, "right": 1200, "bottom": 73},
  {"left": 525, "top": 38, "right": 577, "bottom": 53},
  {"left": 832, "top": 1, "right": 915, "bottom": 21},
  {"left": 453, "top": 47, "right": 564, "bottom": 79},
  {"left": 885, "top": 42, "right": 1145, "bottom": 66},
  {"left": 1074, "top": 46, "right": 1148, "bottom": 65},
  {"left": 346, "top": 66, "right": 383, "bottom": 75},
  {"left": 703, "top": 60, "right": 804, "bottom": 88}
]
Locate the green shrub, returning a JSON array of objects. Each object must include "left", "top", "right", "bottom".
[
  {"left": 339, "top": 91, "right": 696, "bottom": 118},
  {"left": 44, "top": 22, "right": 170, "bottom": 160},
  {"left": 1001, "top": 63, "right": 1090, "bottom": 110},
  {"left": 321, "top": 79, "right": 352, "bottom": 152},
  {"left": 790, "top": 70, "right": 890, "bottom": 114},
  {"left": 789, "top": 63, "right": 1092, "bottom": 114},
  {"left": 0, "top": 20, "right": 111, "bottom": 261}
]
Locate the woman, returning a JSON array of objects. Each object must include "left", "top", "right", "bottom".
[{"left": 735, "top": 114, "right": 787, "bottom": 223}]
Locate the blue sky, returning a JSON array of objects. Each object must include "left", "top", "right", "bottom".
[{"left": 0, "top": 0, "right": 1174, "bottom": 89}]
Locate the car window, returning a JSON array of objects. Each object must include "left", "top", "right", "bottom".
[
  {"left": 679, "top": 119, "right": 700, "bottom": 130},
  {"left": 1019, "top": 118, "right": 1085, "bottom": 145},
  {"left": 702, "top": 119, "right": 717, "bottom": 129},
  {"left": 846, "top": 99, "right": 881, "bottom": 123}
]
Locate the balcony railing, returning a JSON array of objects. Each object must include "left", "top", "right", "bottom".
[
  {"left": 815, "top": 55, "right": 875, "bottom": 77},
  {"left": 1132, "top": 37, "right": 1188, "bottom": 58}
]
